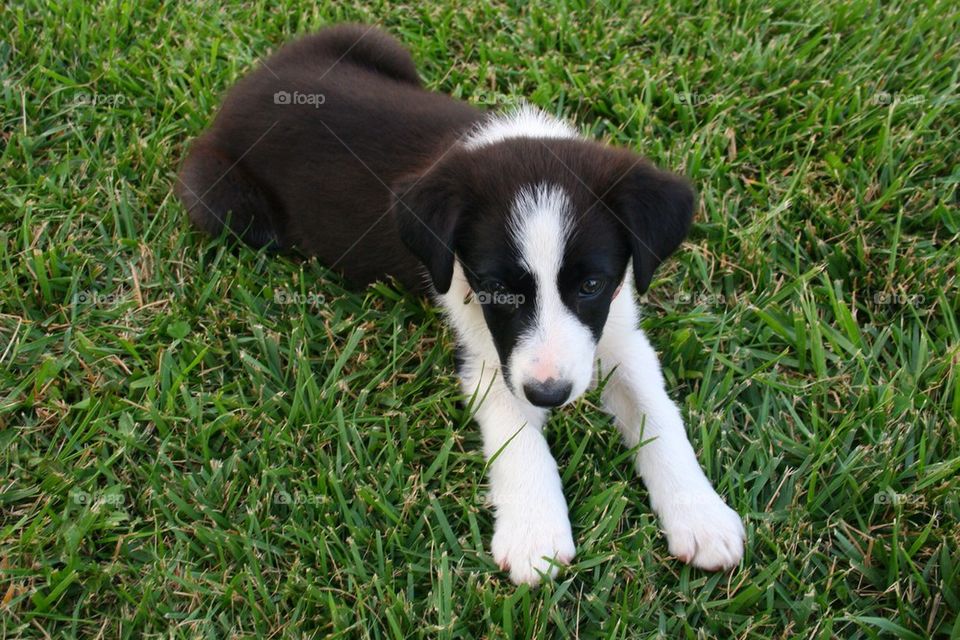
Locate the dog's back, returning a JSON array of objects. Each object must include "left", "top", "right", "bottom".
[{"left": 176, "top": 25, "right": 482, "bottom": 291}]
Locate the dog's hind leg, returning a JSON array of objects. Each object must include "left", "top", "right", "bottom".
[{"left": 175, "top": 138, "right": 285, "bottom": 250}]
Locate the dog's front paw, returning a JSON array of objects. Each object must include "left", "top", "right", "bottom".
[
  {"left": 491, "top": 510, "right": 575, "bottom": 586},
  {"left": 659, "top": 490, "right": 745, "bottom": 571}
]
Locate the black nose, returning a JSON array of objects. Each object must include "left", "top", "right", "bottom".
[{"left": 523, "top": 379, "right": 573, "bottom": 407}]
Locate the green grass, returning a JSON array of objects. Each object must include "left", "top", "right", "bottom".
[{"left": 2, "top": 0, "right": 959, "bottom": 637}]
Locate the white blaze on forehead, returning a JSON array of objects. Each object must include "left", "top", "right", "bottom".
[
  {"left": 509, "top": 184, "right": 574, "bottom": 275},
  {"left": 462, "top": 104, "right": 579, "bottom": 150},
  {"left": 507, "top": 184, "right": 596, "bottom": 401}
]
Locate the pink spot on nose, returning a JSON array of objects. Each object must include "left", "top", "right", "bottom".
[{"left": 529, "top": 356, "right": 558, "bottom": 382}]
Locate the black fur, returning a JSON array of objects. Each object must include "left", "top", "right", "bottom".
[
  {"left": 177, "top": 25, "right": 695, "bottom": 305},
  {"left": 176, "top": 24, "right": 481, "bottom": 291},
  {"left": 392, "top": 138, "right": 693, "bottom": 376}
]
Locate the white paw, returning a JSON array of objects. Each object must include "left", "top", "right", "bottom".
[
  {"left": 491, "top": 511, "right": 576, "bottom": 586},
  {"left": 658, "top": 490, "right": 745, "bottom": 571}
]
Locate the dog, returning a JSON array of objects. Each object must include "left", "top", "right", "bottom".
[{"left": 176, "top": 24, "right": 745, "bottom": 585}]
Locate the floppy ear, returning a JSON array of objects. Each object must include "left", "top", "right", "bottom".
[
  {"left": 391, "top": 167, "right": 462, "bottom": 294},
  {"left": 608, "top": 162, "right": 696, "bottom": 294}
]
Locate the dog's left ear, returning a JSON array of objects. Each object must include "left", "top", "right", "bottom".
[
  {"left": 391, "top": 164, "right": 463, "bottom": 294},
  {"left": 607, "top": 162, "right": 696, "bottom": 294}
]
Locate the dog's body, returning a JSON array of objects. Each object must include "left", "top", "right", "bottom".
[
  {"left": 177, "top": 24, "right": 745, "bottom": 585},
  {"left": 177, "top": 26, "right": 481, "bottom": 290}
]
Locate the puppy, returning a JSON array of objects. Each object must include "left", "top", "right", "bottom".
[{"left": 176, "top": 24, "right": 745, "bottom": 585}]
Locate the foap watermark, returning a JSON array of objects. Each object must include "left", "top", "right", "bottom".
[
  {"left": 73, "top": 290, "right": 124, "bottom": 307},
  {"left": 70, "top": 489, "right": 125, "bottom": 507},
  {"left": 273, "top": 90, "right": 326, "bottom": 108},
  {"left": 673, "top": 291, "right": 732, "bottom": 306},
  {"left": 674, "top": 92, "right": 725, "bottom": 106},
  {"left": 470, "top": 91, "right": 523, "bottom": 108},
  {"left": 870, "top": 91, "right": 925, "bottom": 106},
  {"left": 274, "top": 289, "right": 326, "bottom": 306},
  {"left": 273, "top": 490, "right": 324, "bottom": 506},
  {"left": 872, "top": 292, "right": 925, "bottom": 307},
  {"left": 71, "top": 92, "right": 127, "bottom": 108},
  {"left": 874, "top": 492, "right": 925, "bottom": 507},
  {"left": 474, "top": 290, "right": 525, "bottom": 308}
]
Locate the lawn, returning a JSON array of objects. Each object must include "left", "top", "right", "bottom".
[{"left": 2, "top": 0, "right": 959, "bottom": 637}]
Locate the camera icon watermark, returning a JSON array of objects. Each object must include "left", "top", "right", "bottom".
[{"left": 273, "top": 91, "right": 326, "bottom": 108}]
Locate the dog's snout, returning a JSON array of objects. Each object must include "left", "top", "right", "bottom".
[{"left": 522, "top": 378, "right": 573, "bottom": 407}]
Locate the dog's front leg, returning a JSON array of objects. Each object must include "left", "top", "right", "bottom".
[
  {"left": 459, "top": 355, "right": 575, "bottom": 585},
  {"left": 597, "top": 293, "right": 745, "bottom": 570}
]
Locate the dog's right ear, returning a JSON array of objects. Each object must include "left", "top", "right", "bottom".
[
  {"left": 392, "top": 166, "right": 462, "bottom": 294},
  {"left": 606, "top": 160, "right": 696, "bottom": 295}
]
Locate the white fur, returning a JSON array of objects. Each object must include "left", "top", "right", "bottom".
[
  {"left": 462, "top": 104, "right": 579, "bottom": 150},
  {"left": 507, "top": 184, "right": 595, "bottom": 403},
  {"left": 437, "top": 225, "right": 743, "bottom": 586},
  {"left": 596, "top": 270, "right": 745, "bottom": 570},
  {"left": 439, "top": 263, "right": 575, "bottom": 585}
]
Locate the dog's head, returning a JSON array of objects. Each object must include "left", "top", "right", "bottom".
[{"left": 394, "top": 125, "right": 694, "bottom": 408}]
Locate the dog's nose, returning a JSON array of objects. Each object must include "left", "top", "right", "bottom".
[{"left": 522, "top": 379, "right": 573, "bottom": 407}]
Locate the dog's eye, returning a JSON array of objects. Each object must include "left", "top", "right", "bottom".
[
  {"left": 487, "top": 280, "right": 508, "bottom": 294},
  {"left": 578, "top": 277, "right": 606, "bottom": 298}
]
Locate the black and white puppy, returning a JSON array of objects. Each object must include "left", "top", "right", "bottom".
[{"left": 176, "top": 24, "right": 745, "bottom": 585}]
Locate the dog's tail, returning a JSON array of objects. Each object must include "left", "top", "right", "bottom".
[{"left": 174, "top": 137, "right": 285, "bottom": 250}]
